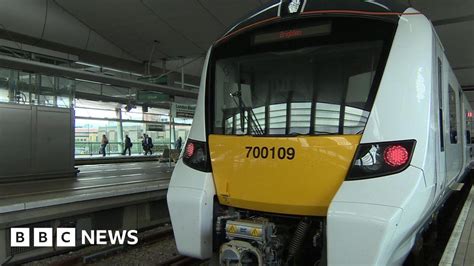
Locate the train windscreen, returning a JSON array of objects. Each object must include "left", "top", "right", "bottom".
[{"left": 209, "top": 18, "right": 396, "bottom": 136}]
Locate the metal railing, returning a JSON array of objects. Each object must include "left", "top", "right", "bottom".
[{"left": 75, "top": 141, "right": 173, "bottom": 157}]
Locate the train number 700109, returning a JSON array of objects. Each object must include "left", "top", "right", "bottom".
[{"left": 245, "top": 146, "right": 295, "bottom": 160}]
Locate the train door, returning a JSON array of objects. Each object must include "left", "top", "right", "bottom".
[
  {"left": 458, "top": 90, "right": 466, "bottom": 170},
  {"left": 465, "top": 106, "right": 473, "bottom": 163},
  {"left": 445, "top": 78, "right": 463, "bottom": 185},
  {"left": 434, "top": 46, "right": 447, "bottom": 199},
  {"left": 459, "top": 94, "right": 471, "bottom": 169}
]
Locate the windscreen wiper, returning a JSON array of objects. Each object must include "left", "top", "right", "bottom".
[{"left": 229, "top": 91, "right": 264, "bottom": 135}]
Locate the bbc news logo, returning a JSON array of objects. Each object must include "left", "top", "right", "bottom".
[{"left": 11, "top": 228, "right": 138, "bottom": 247}]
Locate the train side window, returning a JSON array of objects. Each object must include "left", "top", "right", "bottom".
[
  {"left": 466, "top": 110, "right": 472, "bottom": 144},
  {"left": 448, "top": 86, "right": 458, "bottom": 144},
  {"left": 438, "top": 58, "right": 445, "bottom": 151},
  {"left": 459, "top": 91, "right": 464, "bottom": 144}
]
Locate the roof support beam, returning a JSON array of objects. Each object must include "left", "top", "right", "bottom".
[
  {"left": 75, "top": 91, "right": 171, "bottom": 109},
  {"left": 462, "top": 85, "right": 474, "bottom": 91},
  {"left": 0, "top": 54, "right": 198, "bottom": 99},
  {"left": 433, "top": 14, "right": 474, "bottom": 26},
  {"left": 453, "top": 65, "right": 474, "bottom": 71}
]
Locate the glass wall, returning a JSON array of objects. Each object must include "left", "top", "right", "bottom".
[
  {"left": 74, "top": 99, "right": 192, "bottom": 157},
  {"left": 75, "top": 119, "right": 123, "bottom": 156},
  {"left": 0, "top": 67, "right": 73, "bottom": 108},
  {"left": 0, "top": 68, "right": 10, "bottom": 102},
  {"left": 0, "top": 65, "right": 193, "bottom": 158}
]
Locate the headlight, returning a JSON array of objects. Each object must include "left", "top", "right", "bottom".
[
  {"left": 183, "top": 138, "right": 211, "bottom": 172},
  {"left": 346, "top": 140, "right": 416, "bottom": 180}
]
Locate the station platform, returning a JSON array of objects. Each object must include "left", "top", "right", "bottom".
[
  {"left": 75, "top": 155, "right": 161, "bottom": 165},
  {"left": 0, "top": 161, "right": 172, "bottom": 222},
  {"left": 441, "top": 186, "right": 474, "bottom": 265},
  {"left": 0, "top": 161, "right": 173, "bottom": 263}
]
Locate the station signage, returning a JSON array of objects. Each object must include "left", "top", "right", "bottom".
[
  {"left": 147, "top": 124, "right": 165, "bottom": 132},
  {"left": 171, "top": 103, "right": 195, "bottom": 119},
  {"left": 137, "top": 91, "right": 169, "bottom": 102}
]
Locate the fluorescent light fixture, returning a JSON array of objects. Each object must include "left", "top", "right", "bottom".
[{"left": 75, "top": 61, "right": 143, "bottom": 77}]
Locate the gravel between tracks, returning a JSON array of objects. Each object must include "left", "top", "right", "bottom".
[
  {"left": 25, "top": 225, "right": 179, "bottom": 266},
  {"left": 89, "top": 235, "right": 177, "bottom": 266}
]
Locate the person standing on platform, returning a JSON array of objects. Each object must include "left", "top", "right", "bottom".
[
  {"left": 175, "top": 136, "right": 182, "bottom": 152},
  {"left": 123, "top": 135, "right": 132, "bottom": 156},
  {"left": 100, "top": 134, "right": 109, "bottom": 157}
]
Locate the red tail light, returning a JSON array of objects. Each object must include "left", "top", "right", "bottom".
[
  {"left": 383, "top": 145, "right": 409, "bottom": 167},
  {"left": 346, "top": 140, "right": 416, "bottom": 180},
  {"left": 184, "top": 142, "right": 195, "bottom": 158},
  {"left": 182, "top": 139, "right": 211, "bottom": 172}
]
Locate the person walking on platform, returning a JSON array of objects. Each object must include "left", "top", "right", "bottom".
[
  {"left": 175, "top": 136, "right": 183, "bottom": 152},
  {"left": 142, "top": 134, "right": 152, "bottom": 155},
  {"left": 142, "top": 134, "right": 147, "bottom": 155},
  {"left": 146, "top": 135, "right": 154, "bottom": 155},
  {"left": 100, "top": 134, "right": 109, "bottom": 157},
  {"left": 123, "top": 135, "right": 132, "bottom": 156}
]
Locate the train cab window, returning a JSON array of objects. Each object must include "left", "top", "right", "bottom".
[
  {"left": 314, "top": 102, "right": 340, "bottom": 134},
  {"left": 210, "top": 18, "right": 395, "bottom": 136},
  {"left": 448, "top": 86, "right": 458, "bottom": 144},
  {"left": 343, "top": 71, "right": 372, "bottom": 134},
  {"left": 214, "top": 43, "right": 381, "bottom": 135}
]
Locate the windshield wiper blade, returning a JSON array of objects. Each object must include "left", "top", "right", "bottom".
[
  {"left": 229, "top": 91, "right": 264, "bottom": 135},
  {"left": 229, "top": 91, "right": 246, "bottom": 132}
]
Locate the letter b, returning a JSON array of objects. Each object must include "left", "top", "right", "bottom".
[
  {"left": 11, "top": 228, "right": 29, "bottom": 247},
  {"left": 34, "top": 228, "right": 53, "bottom": 247}
]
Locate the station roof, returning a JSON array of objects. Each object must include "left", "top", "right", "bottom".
[{"left": 0, "top": 0, "right": 472, "bottom": 101}]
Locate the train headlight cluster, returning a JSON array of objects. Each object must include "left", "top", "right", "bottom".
[
  {"left": 183, "top": 139, "right": 211, "bottom": 172},
  {"left": 346, "top": 140, "right": 416, "bottom": 180}
]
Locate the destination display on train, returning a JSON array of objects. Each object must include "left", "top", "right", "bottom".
[{"left": 253, "top": 22, "right": 332, "bottom": 45}]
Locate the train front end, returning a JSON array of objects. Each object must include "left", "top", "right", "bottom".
[{"left": 168, "top": 1, "right": 433, "bottom": 265}]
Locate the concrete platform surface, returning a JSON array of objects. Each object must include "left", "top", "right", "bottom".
[{"left": 0, "top": 162, "right": 173, "bottom": 214}]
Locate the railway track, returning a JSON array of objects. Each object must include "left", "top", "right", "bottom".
[
  {"left": 79, "top": 227, "right": 175, "bottom": 264},
  {"left": 69, "top": 227, "right": 205, "bottom": 266},
  {"left": 67, "top": 228, "right": 173, "bottom": 265},
  {"left": 17, "top": 178, "right": 471, "bottom": 266},
  {"left": 157, "top": 255, "right": 204, "bottom": 266},
  {"left": 51, "top": 226, "right": 206, "bottom": 266},
  {"left": 14, "top": 225, "right": 176, "bottom": 266}
]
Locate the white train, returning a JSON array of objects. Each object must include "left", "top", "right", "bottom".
[{"left": 167, "top": 0, "right": 473, "bottom": 264}]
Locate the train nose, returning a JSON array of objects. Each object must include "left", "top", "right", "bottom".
[{"left": 208, "top": 134, "right": 361, "bottom": 216}]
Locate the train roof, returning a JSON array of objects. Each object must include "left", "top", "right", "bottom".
[{"left": 219, "top": 0, "right": 410, "bottom": 43}]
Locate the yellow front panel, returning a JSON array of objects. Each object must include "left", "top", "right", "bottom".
[{"left": 209, "top": 135, "right": 361, "bottom": 216}]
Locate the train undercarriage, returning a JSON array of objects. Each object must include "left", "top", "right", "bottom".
[{"left": 215, "top": 203, "right": 326, "bottom": 266}]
